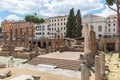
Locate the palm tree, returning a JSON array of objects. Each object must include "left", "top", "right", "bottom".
[{"left": 106, "top": 0, "right": 120, "bottom": 58}]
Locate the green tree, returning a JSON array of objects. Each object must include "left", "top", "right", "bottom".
[
  {"left": 106, "top": 0, "right": 120, "bottom": 58},
  {"left": 0, "top": 27, "right": 1, "bottom": 33},
  {"left": 66, "top": 8, "right": 76, "bottom": 38},
  {"left": 75, "top": 9, "right": 83, "bottom": 37},
  {"left": 25, "top": 15, "right": 45, "bottom": 23}
]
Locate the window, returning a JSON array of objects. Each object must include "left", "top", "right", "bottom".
[
  {"left": 98, "top": 34, "right": 102, "bottom": 38},
  {"left": 58, "top": 23, "right": 59, "bottom": 26},
  {"left": 64, "top": 22, "right": 66, "bottom": 25},
  {"left": 47, "top": 32, "right": 50, "bottom": 35},
  {"left": 61, "top": 23, "right": 62, "bottom": 25},
  {"left": 113, "top": 28, "right": 115, "bottom": 32},
  {"left": 113, "top": 24, "right": 115, "bottom": 26},
  {"left": 61, "top": 27, "right": 62, "bottom": 30},
  {"left": 98, "top": 25, "right": 102, "bottom": 32},
  {"left": 108, "top": 24, "right": 111, "bottom": 27},
  {"left": 64, "top": 27, "right": 66, "bottom": 30},
  {"left": 108, "top": 28, "right": 111, "bottom": 32},
  {"left": 58, "top": 19, "right": 59, "bottom": 21},
  {"left": 61, "top": 19, "right": 62, "bottom": 21}
]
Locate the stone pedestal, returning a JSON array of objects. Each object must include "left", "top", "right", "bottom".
[
  {"left": 100, "top": 52, "right": 105, "bottom": 75},
  {"left": 9, "top": 29, "right": 13, "bottom": 44},
  {"left": 3, "top": 32, "right": 7, "bottom": 45},
  {"left": 15, "top": 28, "right": 18, "bottom": 46},
  {"left": 95, "top": 56, "right": 101, "bottom": 80},
  {"left": 20, "top": 28, "right": 23, "bottom": 46},
  {"left": 45, "top": 41, "right": 49, "bottom": 53},
  {"left": 35, "top": 44, "right": 39, "bottom": 56},
  {"left": 81, "top": 64, "right": 90, "bottom": 80}
]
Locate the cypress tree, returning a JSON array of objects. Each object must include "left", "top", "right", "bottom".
[
  {"left": 66, "top": 8, "right": 76, "bottom": 38},
  {"left": 75, "top": 9, "right": 83, "bottom": 37}
]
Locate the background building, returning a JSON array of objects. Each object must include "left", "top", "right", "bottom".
[
  {"left": 35, "top": 20, "right": 51, "bottom": 39},
  {"left": 82, "top": 14, "right": 107, "bottom": 39},
  {"left": 106, "top": 14, "right": 117, "bottom": 36},
  {"left": 48, "top": 16, "right": 68, "bottom": 38}
]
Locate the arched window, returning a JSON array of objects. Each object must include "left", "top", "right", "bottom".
[{"left": 98, "top": 25, "right": 102, "bottom": 32}]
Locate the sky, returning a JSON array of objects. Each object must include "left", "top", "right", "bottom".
[{"left": 0, "top": 0, "right": 117, "bottom": 26}]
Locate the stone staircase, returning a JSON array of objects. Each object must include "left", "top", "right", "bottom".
[{"left": 29, "top": 57, "right": 81, "bottom": 71}]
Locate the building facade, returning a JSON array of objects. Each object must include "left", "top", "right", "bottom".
[
  {"left": 48, "top": 16, "right": 68, "bottom": 38},
  {"left": 106, "top": 14, "right": 117, "bottom": 36},
  {"left": 35, "top": 20, "right": 51, "bottom": 39},
  {"left": 82, "top": 14, "right": 107, "bottom": 39}
]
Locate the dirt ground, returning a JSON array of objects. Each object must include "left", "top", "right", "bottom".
[
  {"left": 105, "top": 53, "right": 120, "bottom": 80},
  {"left": 0, "top": 67, "right": 81, "bottom": 80}
]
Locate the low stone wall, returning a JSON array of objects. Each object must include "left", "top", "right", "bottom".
[
  {"left": 0, "top": 51, "right": 33, "bottom": 59},
  {"left": 0, "top": 63, "right": 6, "bottom": 68}
]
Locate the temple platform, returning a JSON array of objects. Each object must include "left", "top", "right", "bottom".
[{"left": 29, "top": 52, "right": 83, "bottom": 71}]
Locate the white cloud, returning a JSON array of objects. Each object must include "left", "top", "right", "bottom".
[
  {"left": 5, "top": 14, "right": 22, "bottom": 21},
  {"left": 97, "top": 4, "right": 117, "bottom": 17},
  {"left": 0, "top": 0, "right": 104, "bottom": 17}
]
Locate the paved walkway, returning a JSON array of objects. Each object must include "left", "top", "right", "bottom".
[{"left": 17, "top": 64, "right": 81, "bottom": 78}]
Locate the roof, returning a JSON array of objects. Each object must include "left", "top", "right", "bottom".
[
  {"left": 83, "top": 14, "right": 105, "bottom": 19},
  {"left": 48, "top": 15, "right": 68, "bottom": 19}
]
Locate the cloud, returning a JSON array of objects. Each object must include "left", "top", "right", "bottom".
[
  {"left": 0, "top": 0, "right": 104, "bottom": 17},
  {"left": 97, "top": 4, "right": 116, "bottom": 17},
  {"left": 5, "top": 14, "right": 22, "bottom": 21}
]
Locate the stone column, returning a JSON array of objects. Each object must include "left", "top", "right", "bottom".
[
  {"left": 57, "top": 34, "right": 60, "bottom": 50},
  {"left": 54, "top": 33, "right": 57, "bottom": 51},
  {"left": 84, "top": 24, "right": 96, "bottom": 67},
  {"left": 51, "top": 40, "right": 53, "bottom": 52},
  {"left": 45, "top": 41, "right": 49, "bottom": 53},
  {"left": 20, "top": 28, "right": 22, "bottom": 46},
  {"left": 90, "top": 30, "right": 96, "bottom": 53},
  {"left": 15, "top": 28, "right": 18, "bottom": 46},
  {"left": 9, "top": 29, "right": 13, "bottom": 44},
  {"left": 99, "top": 52, "right": 105, "bottom": 75},
  {"left": 95, "top": 56, "right": 101, "bottom": 80},
  {"left": 26, "top": 27, "right": 29, "bottom": 46},
  {"left": 35, "top": 44, "right": 39, "bottom": 56},
  {"left": 3, "top": 32, "right": 7, "bottom": 45},
  {"left": 81, "top": 64, "right": 90, "bottom": 80}
]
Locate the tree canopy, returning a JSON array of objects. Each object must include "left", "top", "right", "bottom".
[
  {"left": 66, "top": 8, "right": 83, "bottom": 38},
  {"left": 75, "top": 9, "right": 83, "bottom": 38},
  {"left": 25, "top": 15, "right": 45, "bottom": 23},
  {"left": 66, "top": 8, "right": 76, "bottom": 38},
  {"left": 106, "top": 0, "right": 116, "bottom": 5}
]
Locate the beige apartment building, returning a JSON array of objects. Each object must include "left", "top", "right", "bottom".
[{"left": 48, "top": 15, "right": 68, "bottom": 38}]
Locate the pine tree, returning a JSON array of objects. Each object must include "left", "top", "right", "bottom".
[
  {"left": 75, "top": 9, "right": 83, "bottom": 37},
  {"left": 66, "top": 8, "right": 76, "bottom": 38}
]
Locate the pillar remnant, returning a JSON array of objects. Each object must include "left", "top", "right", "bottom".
[
  {"left": 81, "top": 64, "right": 90, "bottom": 80},
  {"left": 95, "top": 56, "right": 101, "bottom": 80},
  {"left": 84, "top": 24, "right": 96, "bottom": 67}
]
